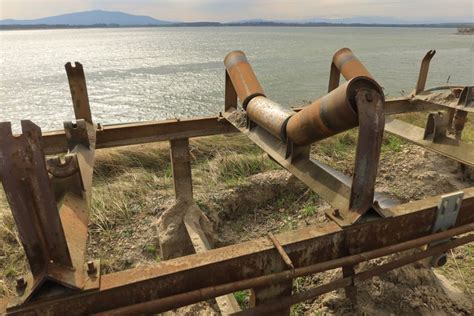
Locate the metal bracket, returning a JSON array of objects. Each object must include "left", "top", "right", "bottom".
[
  {"left": 458, "top": 86, "right": 474, "bottom": 108},
  {"left": 423, "top": 111, "right": 449, "bottom": 143},
  {"left": 415, "top": 50, "right": 436, "bottom": 94},
  {"left": 432, "top": 191, "right": 463, "bottom": 233},
  {"left": 428, "top": 191, "right": 463, "bottom": 267}
]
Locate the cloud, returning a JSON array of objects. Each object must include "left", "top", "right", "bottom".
[{"left": 1, "top": 0, "right": 472, "bottom": 21}]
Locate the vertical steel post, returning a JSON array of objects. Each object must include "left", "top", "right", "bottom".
[
  {"left": 225, "top": 70, "right": 238, "bottom": 112},
  {"left": 0, "top": 121, "right": 73, "bottom": 278},
  {"left": 170, "top": 138, "right": 193, "bottom": 203},
  {"left": 415, "top": 50, "right": 436, "bottom": 95},
  {"left": 65, "top": 62, "right": 93, "bottom": 123}
]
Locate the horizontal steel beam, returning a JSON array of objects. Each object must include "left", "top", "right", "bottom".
[
  {"left": 385, "top": 117, "right": 474, "bottom": 167},
  {"left": 40, "top": 116, "right": 238, "bottom": 155},
  {"left": 5, "top": 187, "right": 474, "bottom": 315}
]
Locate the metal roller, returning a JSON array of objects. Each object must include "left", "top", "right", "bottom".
[
  {"left": 224, "top": 50, "right": 265, "bottom": 109},
  {"left": 246, "top": 96, "right": 295, "bottom": 140},
  {"left": 332, "top": 48, "right": 373, "bottom": 81},
  {"left": 286, "top": 77, "right": 383, "bottom": 146}
]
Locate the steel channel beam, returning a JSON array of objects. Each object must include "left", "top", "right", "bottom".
[
  {"left": 4, "top": 187, "right": 474, "bottom": 315},
  {"left": 385, "top": 117, "right": 474, "bottom": 167},
  {"left": 40, "top": 116, "right": 238, "bottom": 155},
  {"left": 415, "top": 50, "right": 436, "bottom": 94},
  {"left": 234, "top": 233, "right": 474, "bottom": 316},
  {"left": 224, "top": 112, "right": 395, "bottom": 219},
  {"left": 0, "top": 121, "right": 73, "bottom": 277},
  {"left": 184, "top": 214, "right": 242, "bottom": 314},
  {"left": 34, "top": 97, "right": 471, "bottom": 156},
  {"left": 65, "top": 62, "right": 93, "bottom": 124}
]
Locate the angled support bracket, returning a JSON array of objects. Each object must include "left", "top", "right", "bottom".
[{"left": 326, "top": 90, "right": 386, "bottom": 226}]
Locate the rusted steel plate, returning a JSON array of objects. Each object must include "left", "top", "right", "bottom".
[
  {"left": 40, "top": 116, "right": 238, "bottom": 155},
  {"left": 65, "top": 62, "right": 93, "bottom": 124},
  {"left": 225, "top": 116, "right": 351, "bottom": 211},
  {"left": 415, "top": 50, "right": 436, "bottom": 94},
  {"left": 333, "top": 90, "right": 385, "bottom": 226},
  {"left": 385, "top": 117, "right": 474, "bottom": 167},
  {"left": 5, "top": 188, "right": 474, "bottom": 315},
  {"left": 170, "top": 139, "right": 193, "bottom": 203},
  {"left": 293, "top": 97, "right": 443, "bottom": 116},
  {"left": 413, "top": 92, "right": 474, "bottom": 113},
  {"left": 184, "top": 211, "right": 241, "bottom": 314},
  {"left": 0, "top": 121, "right": 73, "bottom": 276},
  {"left": 383, "top": 98, "right": 442, "bottom": 115}
]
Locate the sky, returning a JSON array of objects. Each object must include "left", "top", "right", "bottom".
[{"left": 0, "top": 0, "right": 473, "bottom": 22}]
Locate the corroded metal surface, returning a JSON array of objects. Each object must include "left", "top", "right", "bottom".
[
  {"left": 65, "top": 62, "right": 93, "bottom": 123},
  {"left": 224, "top": 50, "right": 265, "bottom": 108},
  {"left": 328, "top": 47, "right": 373, "bottom": 92},
  {"left": 0, "top": 121, "right": 73, "bottom": 276},
  {"left": 286, "top": 77, "right": 382, "bottom": 146},
  {"left": 246, "top": 96, "right": 295, "bottom": 140},
  {"left": 415, "top": 50, "right": 436, "bottom": 94},
  {"left": 5, "top": 193, "right": 474, "bottom": 314}
]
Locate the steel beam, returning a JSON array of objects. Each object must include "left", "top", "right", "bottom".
[
  {"left": 4, "top": 187, "right": 473, "bottom": 315},
  {"left": 385, "top": 117, "right": 474, "bottom": 167},
  {"left": 65, "top": 62, "right": 93, "bottom": 124},
  {"left": 40, "top": 116, "right": 238, "bottom": 155},
  {"left": 415, "top": 50, "right": 436, "bottom": 94}
]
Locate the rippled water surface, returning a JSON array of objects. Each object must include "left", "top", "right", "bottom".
[{"left": 1, "top": 27, "right": 473, "bottom": 131}]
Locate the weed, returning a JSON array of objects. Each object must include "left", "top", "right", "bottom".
[{"left": 234, "top": 290, "right": 249, "bottom": 308}]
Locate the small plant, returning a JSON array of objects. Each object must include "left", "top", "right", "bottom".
[
  {"left": 234, "top": 290, "right": 249, "bottom": 308},
  {"left": 383, "top": 134, "right": 403, "bottom": 152},
  {"left": 302, "top": 204, "right": 316, "bottom": 217}
]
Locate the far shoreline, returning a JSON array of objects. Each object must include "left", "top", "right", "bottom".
[{"left": 1, "top": 22, "right": 473, "bottom": 31}]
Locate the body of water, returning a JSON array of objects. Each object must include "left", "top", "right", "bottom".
[{"left": 1, "top": 27, "right": 473, "bottom": 131}]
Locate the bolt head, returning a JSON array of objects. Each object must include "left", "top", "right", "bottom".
[
  {"left": 365, "top": 92, "right": 373, "bottom": 102},
  {"left": 16, "top": 277, "right": 26, "bottom": 290},
  {"left": 87, "top": 261, "right": 96, "bottom": 274}
]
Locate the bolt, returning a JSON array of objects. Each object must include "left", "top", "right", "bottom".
[
  {"left": 16, "top": 277, "right": 26, "bottom": 290},
  {"left": 333, "top": 209, "right": 341, "bottom": 218},
  {"left": 431, "top": 253, "right": 448, "bottom": 268},
  {"left": 87, "top": 261, "right": 96, "bottom": 274},
  {"left": 365, "top": 92, "right": 373, "bottom": 102}
]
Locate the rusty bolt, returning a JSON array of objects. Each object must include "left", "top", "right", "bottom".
[
  {"left": 87, "top": 261, "right": 96, "bottom": 274},
  {"left": 16, "top": 277, "right": 26, "bottom": 290},
  {"left": 333, "top": 209, "right": 341, "bottom": 218},
  {"left": 365, "top": 91, "right": 373, "bottom": 102},
  {"left": 431, "top": 253, "right": 448, "bottom": 268}
]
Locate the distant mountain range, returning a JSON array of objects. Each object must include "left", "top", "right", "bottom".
[
  {"left": 1, "top": 10, "right": 472, "bottom": 28},
  {"left": 0, "top": 10, "right": 172, "bottom": 26}
]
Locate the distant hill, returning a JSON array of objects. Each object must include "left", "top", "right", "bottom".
[
  {"left": 1, "top": 10, "right": 472, "bottom": 29},
  {"left": 0, "top": 10, "right": 172, "bottom": 26}
]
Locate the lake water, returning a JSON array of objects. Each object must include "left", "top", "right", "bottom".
[{"left": 1, "top": 27, "right": 473, "bottom": 131}]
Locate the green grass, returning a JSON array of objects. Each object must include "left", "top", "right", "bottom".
[{"left": 234, "top": 290, "right": 250, "bottom": 309}]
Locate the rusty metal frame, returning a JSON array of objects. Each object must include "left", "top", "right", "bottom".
[{"left": 1, "top": 50, "right": 474, "bottom": 315}]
